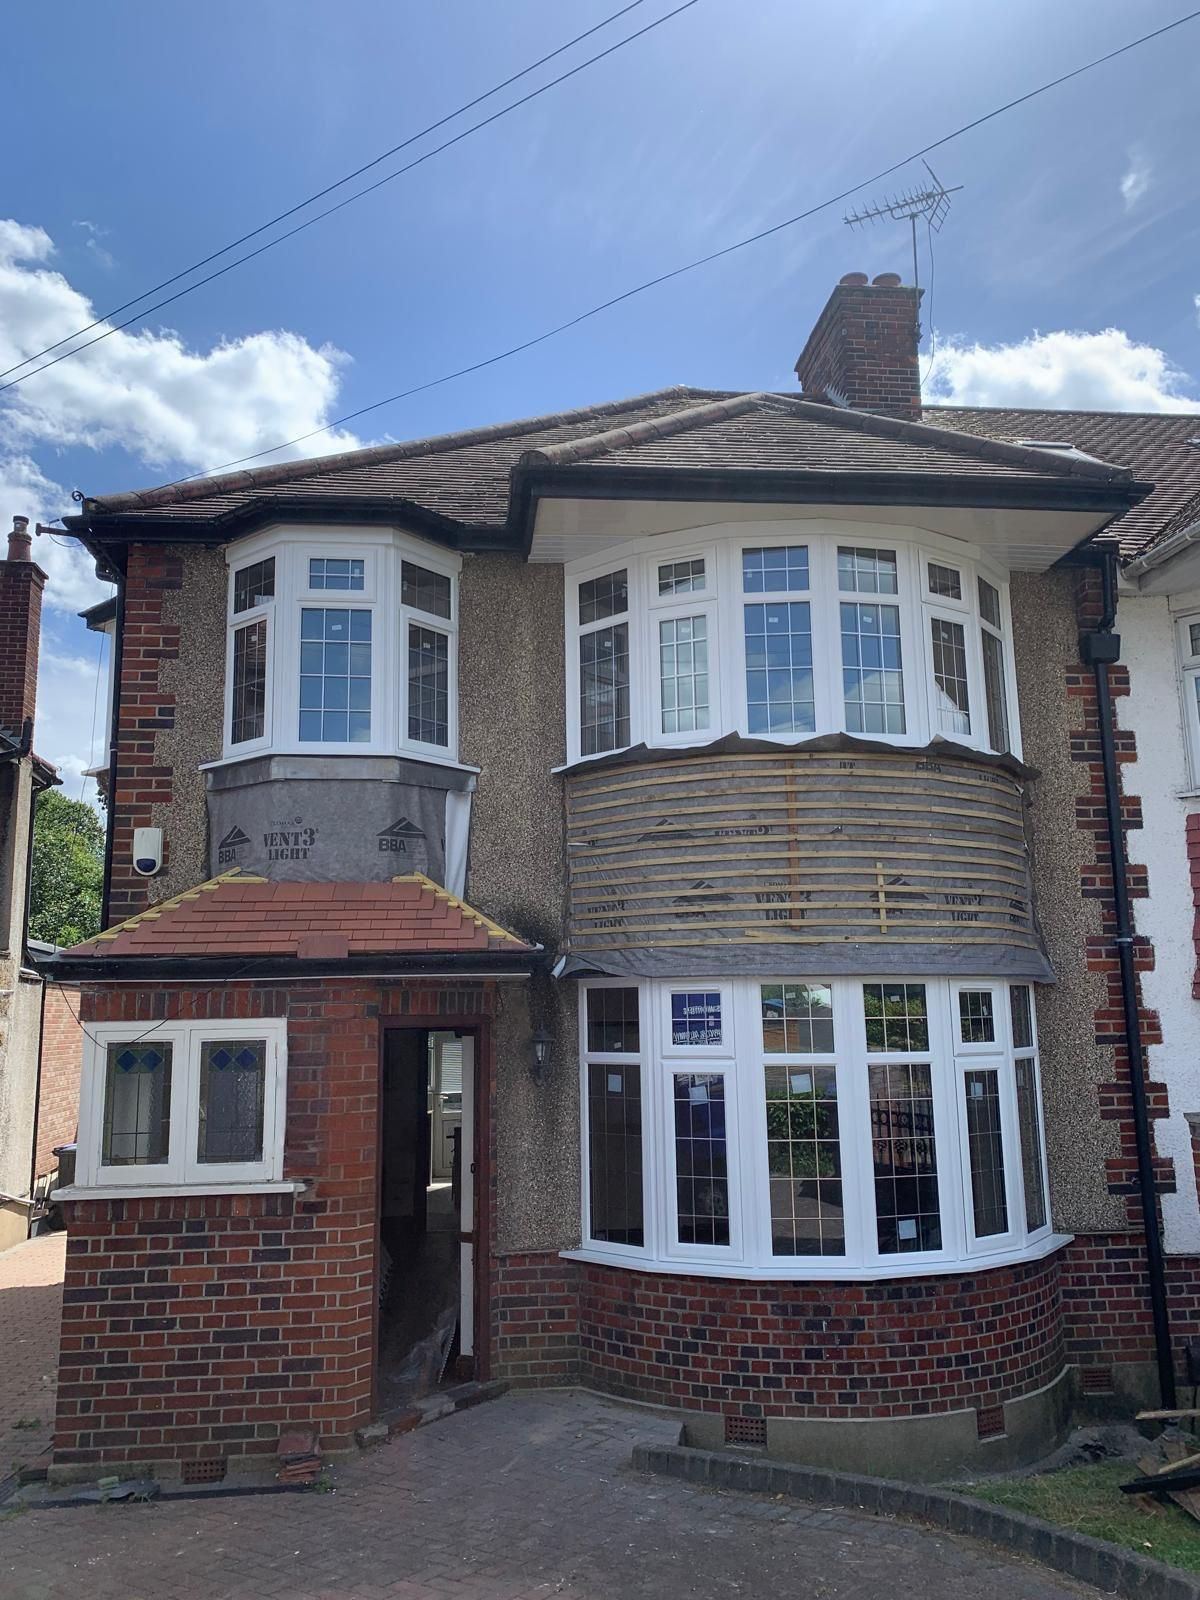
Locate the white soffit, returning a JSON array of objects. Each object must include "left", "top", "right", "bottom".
[{"left": 528, "top": 497, "right": 1109, "bottom": 573}]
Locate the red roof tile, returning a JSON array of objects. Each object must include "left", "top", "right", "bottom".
[{"left": 68, "top": 871, "right": 536, "bottom": 961}]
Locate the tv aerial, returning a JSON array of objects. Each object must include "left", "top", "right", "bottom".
[{"left": 843, "top": 161, "right": 962, "bottom": 290}]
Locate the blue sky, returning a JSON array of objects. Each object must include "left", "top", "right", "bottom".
[{"left": 5, "top": 0, "right": 1200, "bottom": 795}]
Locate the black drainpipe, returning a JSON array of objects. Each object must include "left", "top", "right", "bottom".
[
  {"left": 99, "top": 575, "right": 126, "bottom": 927},
  {"left": 1081, "top": 548, "right": 1176, "bottom": 1407}
]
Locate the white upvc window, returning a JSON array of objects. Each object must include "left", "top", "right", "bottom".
[
  {"left": 222, "top": 531, "right": 461, "bottom": 763},
  {"left": 563, "top": 528, "right": 1018, "bottom": 765},
  {"left": 1176, "top": 616, "right": 1200, "bottom": 786},
  {"left": 576, "top": 975, "right": 1055, "bottom": 1279},
  {"left": 77, "top": 1018, "right": 288, "bottom": 1189}
]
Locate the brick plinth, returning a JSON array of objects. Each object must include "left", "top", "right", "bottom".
[{"left": 55, "top": 977, "right": 495, "bottom": 1471}]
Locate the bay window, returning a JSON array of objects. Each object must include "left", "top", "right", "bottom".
[
  {"left": 565, "top": 529, "right": 1018, "bottom": 763},
  {"left": 76, "top": 1018, "right": 288, "bottom": 1190},
  {"left": 222, "top": 532, "right": 459, "bottom": 762},
  {"left": 576, "top": 976, "right": 1055, "bottom": 1277}
]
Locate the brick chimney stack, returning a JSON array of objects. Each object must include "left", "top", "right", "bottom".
[
  {"left": 0, "top": 516, "right": 48, "bottom": 737},
  {"left": 795, "top": 271, "right": 924, "bottom": 417}
]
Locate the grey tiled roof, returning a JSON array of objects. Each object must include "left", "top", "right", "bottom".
[{"left": 923, "top": 407, "right": 1200, "bottom": 556}]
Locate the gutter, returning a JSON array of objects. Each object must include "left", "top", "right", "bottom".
[
  {"left": 1124, "top": 516, "right": 1200, "bottom": 582},
  {"left": 35, "top": 949, "right": 542, "bottom": 984},
  {"left": 1080, "top": 549, "right": 1177, "bottom": 1407}
]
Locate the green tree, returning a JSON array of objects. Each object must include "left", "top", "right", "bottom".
[{"left": 28, "top": 790, "right": 105, "bottom": 948}]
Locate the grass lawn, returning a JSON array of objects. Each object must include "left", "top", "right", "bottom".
[{"left": 961, "top": 1461, "right": 1200, "bottom": 1573}]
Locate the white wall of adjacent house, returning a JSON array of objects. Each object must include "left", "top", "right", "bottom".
[{"left": 1119, "top": 585, "right": 1200, "bottom": 1255}]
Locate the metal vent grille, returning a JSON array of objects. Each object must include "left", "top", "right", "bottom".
[
  {"left": 1081, "top": 1367, "right": 1115, "bottom": 1395},
  {"left": 181, "top": 1457, "right": 228, "bottom": 1485},
  {"left": 724, "top": 1415, "right": 767, "bottom": 1447},
  {"left": 975, "top": 1405, "right": 1005, "bottom": 1441}
]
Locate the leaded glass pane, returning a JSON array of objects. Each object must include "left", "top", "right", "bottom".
[
  {"left": 233, "top": 558, "right": 274, "bottom": 614},
  {"left": 298, "top": 608, "right": 371, "bottom": 743},
  {"left": 408, "top": 624, "right": 449, "bottom": 746},
  {"left": 1190, "top": 622, "right": 1200, "bottom": 659},
  {"left": 870, "top": 1062, "right": 941, "bottom": 1253},
  {"left": 659, "top": 614, "right": 709, "bottom": 735},
  {"left": 744, "top": 601, "right": 814, "bottom": 735},
  {"left": 102, "top": 1042, "right": 172, "bottom": 1166},
  {"left": 401, "top": 560, "right": 452, "bottom": 619},
  {"left": 673, "top": 1073, "right": 729, "bottom": 1246},
  {"left": 586, "top": 988, "right": 640, "bottom": 1053},
  {"left": 231, "top": 618, "right": 267, "bottom": 745},
  {"left": 765, "top": 1064, "right": 844, "bottom": 1256},
  {"left": 838, "top": 546, "right": 898, "bottom": 594},
  {"left": 958, "top": 989, "right": 996, "bottom": 1044},
  {"left": 930, "top": 615, "right": 971, "bottom": 735},
  {"left": 863, "top": 983, "right": 929, "bottom": 1052},
  {"left": 981, "top": 629, "right": 1011, "bottom": 754},
  {"left": 578, "top": 569, "right": 628, "bottom": 625},
  {"left": 964, "top": 1068, "right": 1008, "bottom": 1237},
  {"left": 978, "top": 576, "right": 1003, "bottom": 629},
  {"left": 587, "top": 1062, "right": 643, "bottom": 1246},
  {"left": 579, "top": 623, "right": 629, "bottom": 755},
  {"left": 1016, "top": 1057, "right": 1048, "bottom": 1232},
  {"left": 841, "top": 602, "right": 905, "bottom": 735},
  {"left": 658, "top": 558, "right": 705, "bottom": 596},
  {"left": 928, "top": 561, "right": 962, "bottom": 600},
  {"left": 760, "top": 983, "right": 834, "bottom": 1054},
  {"left": 198, "top": 1039, "right": 266, "bottom": 1165},
  {"left": 670, "top": 991, "right": 722, "bottom": 1047},
  {"left": 742, "top": 545, "right": 809, "bottom": 593},
  {"left": 308, "top": 557, "right": 364, "bottom": 591},
  {"left": 1009, "top": 985, "right": 1034, "bottom": 1050}
]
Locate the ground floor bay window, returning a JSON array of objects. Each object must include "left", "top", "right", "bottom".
[{"left": 575, "top": 976, "right": 1056, "bottom": 1277}]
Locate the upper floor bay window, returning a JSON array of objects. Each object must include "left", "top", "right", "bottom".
[
  {"left": 577, "top": 976, "right": 1054, "bottom": 1278},
  {"left": 73, "top": 1018, "right": 288, "bottom": 1190},
  {"left": 223, "top": 531, "right": 459, "bottom": 763},
  {"left": 565, "top": 530, "right": 1019, "bottom": 764}
]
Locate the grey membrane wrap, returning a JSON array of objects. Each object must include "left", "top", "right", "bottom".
[
  {"left": 205, "top": 754, "right": 473, "bottom": 888},
  {"left": 560, "top": 733, "right": 1053, "bottom": 982}
]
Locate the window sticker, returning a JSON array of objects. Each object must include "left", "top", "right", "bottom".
[{"left": 671, "top": 990, "right": 723, "bottom": 1047}]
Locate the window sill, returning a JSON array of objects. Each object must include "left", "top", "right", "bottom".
[
  {"left": 560, "top": 1231, "right": 1073, "bottom": 1282},
  {"left": 51, "top": 1180, "right": 308, "bottom": 1202},
  {"left": 200, "top": 749, "right": 480, "bottom": 776}
]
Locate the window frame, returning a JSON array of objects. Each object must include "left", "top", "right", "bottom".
[
  {"left": 563, "top": 527, "right": 1019, "bottom": 766},
  {"left": 574, "top": 975, "right": 1055, "bottom": 1279},
  {"left": 222, "top": 530, "right": 461, "bottom": 764},
  {"left": 1176, "top": 615, "right": 1200, "bottom": 787},
  {"left": 78, "top": 1017, "right": 288, "bottom": 1189}
]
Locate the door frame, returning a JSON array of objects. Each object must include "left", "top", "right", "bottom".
[{"left": 374, "top": 1007, "right": 493, "bottom": 1415}]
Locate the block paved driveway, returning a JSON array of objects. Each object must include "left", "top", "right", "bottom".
[
  {"left": 0, "top": 1231, "right": 65, "bottom": 1479},
  {"left": 2, "top": 1389, "right": 1103, "bottom": 1600}
]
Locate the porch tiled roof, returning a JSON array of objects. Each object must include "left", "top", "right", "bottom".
[{"left": 67, "top": 870, "right": 536, "bottom": 960}]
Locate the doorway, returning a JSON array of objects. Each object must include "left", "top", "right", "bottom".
[{"left": 377, "top": 1027, "right": 475, "bottom": 1411}]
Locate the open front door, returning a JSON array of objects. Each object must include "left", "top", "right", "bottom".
[{"left": 458, "top": 1034, "right": 475, "bottom": 1358}]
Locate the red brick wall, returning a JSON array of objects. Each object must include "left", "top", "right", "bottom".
[
  {"left": 106, "top": 547, "right": 183, "bottom": 926},
  {"left": 493, "top": 1249, "right": 1067, "bottom": 1419},
  {"left": 56, "top": 977, "right": 494, "bottom": 1470},
  {"left": 794, "top": 276, "right": 923, "bottom": 417},
  {"left": 0, "top": 556, "right": 46, "bottom": 734},
  {"left": 35, "top": 983, "right": 83, "bottom": 1178}
]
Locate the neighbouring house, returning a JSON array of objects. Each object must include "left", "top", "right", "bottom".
[
  {"left": 0, "top": 518, "right": 84, "bottom": 1247},
  {"left": 41, "top": 271, "right": 1200, "bottom": 1485}
]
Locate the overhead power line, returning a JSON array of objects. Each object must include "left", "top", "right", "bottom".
[
  {"left": 147, "top": 5, "right": 1198, "bottom": 491},
  {"left": 0, "top": 0, "right": 701, "bottom": 397}
]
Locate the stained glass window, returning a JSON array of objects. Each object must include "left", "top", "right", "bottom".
[
  {"left": 198, "top": 1040, "right": 266, "bottom": 1165},
  {"left": 102, "top": 1042, "right": 172, "bottom": 1166}
]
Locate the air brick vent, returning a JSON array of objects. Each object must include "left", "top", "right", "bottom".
[
  {"left": 1081, "top": 1367, "right": 1115, "bottom": 1395},
  {"left": 725, "top": 1415, "right": 767, "bottom": 1448},
  {"left": 975, "top": 1405, "right": 1005, "bottom": 1441},
  {"left": 181, "top": 1457, "right": 228, "bottom": 1485}
]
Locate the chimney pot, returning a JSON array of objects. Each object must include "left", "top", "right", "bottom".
[
  {"left": 7, "top": 515, "right": 31, "bottom": 563},
  {"left": 872, "top": 272, "right": 902, "bottom": 288},
  {"left": 839, "top": 272, "right": 870, "bottom": 286}
]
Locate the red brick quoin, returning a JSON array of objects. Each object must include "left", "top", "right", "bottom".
[{"left": 56, "top": 978, "right": 494, "bottom": 1471}]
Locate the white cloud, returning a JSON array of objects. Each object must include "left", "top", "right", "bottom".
[
  {"left": 73, "top": 219, "right": 114, "bottom": 270},
  {"left": 1120, "top": 151, "right": 1152, "bottom": 210},
  {"left": 0, "top": 215, "right": 366, "bottom": 795},
  {"left": 926, "top": 328, "right": 1200, "bottom": 413},
  {"left": 1195, "top": 292, "right": 1200, "bottom": 330}
]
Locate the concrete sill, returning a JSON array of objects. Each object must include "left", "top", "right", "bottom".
[{"left": 50, "top": 1180, "right": 309, "bottom": 1202}]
